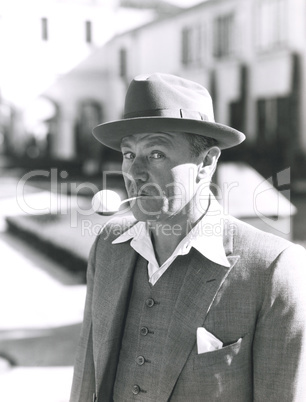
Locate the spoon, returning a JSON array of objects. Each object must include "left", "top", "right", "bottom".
[{"left": 92, "top": 190, "right": 140, "bottom": 215}]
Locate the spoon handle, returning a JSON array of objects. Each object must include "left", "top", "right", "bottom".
[{"left": 119, "top": 196, "right": 140, "bottom": 206}]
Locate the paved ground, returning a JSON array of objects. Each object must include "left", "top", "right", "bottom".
[
  {"left": 0, "top": 230, "right": 86, "bottom": 402},
  {"left": 0, "top": 173, "right": 87, "bottom": 402}
]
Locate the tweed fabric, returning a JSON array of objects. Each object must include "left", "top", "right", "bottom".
[
  {"left": 70, "top": 214, "right": 306, "bottom": 402},
  {"left": 113, "top": 253, "right": 192, "bottom": 400}
]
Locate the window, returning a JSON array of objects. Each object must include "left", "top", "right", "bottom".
[
  {"left": 181, "top": 25, "right": 204, "bottom": 67},
  {"left": 119, "top": 48, "right": 127, "bottom": 78},
  {"left": 182, "top": 27, "right": 191, "bottom": 65},
  {"left": 256, "top": 0, "right": 287, "bottom": 50},
  {"left": 256, "top": 97, "right": 292, "bottom": 147},
  {"left": 85, "top": 20, "right": 92, "bottom": 44},
  {"left": 41, "top": 17, "right": 48, "bottom": 41},
  {"left": 213, "top": 13, "right": 235, "bottom": 58}
]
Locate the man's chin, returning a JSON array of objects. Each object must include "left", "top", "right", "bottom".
[{"left": 129, "top": 198, "right": 164, "bottom": 221}]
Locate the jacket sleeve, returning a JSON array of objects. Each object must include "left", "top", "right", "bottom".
[
  {"left": 253, "top": 244, "right": 306, "bottom": 401},
  {"left": 69, "top": 235, "right": 99, "bottom": 402}
]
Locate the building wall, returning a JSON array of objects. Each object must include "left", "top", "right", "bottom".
[
  {"left": 0, "top": 0, "right": 119, "bottom": 158},
  {"left": 98, "top": 0, "right": 305, "bottom": 171},
  {"left": 2, "top": 0, "right": 305, "bottom": 169}
]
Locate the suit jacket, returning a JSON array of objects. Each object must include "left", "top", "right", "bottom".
[{"left": 70, "top": 214, "right": 306, "bottom": 402}]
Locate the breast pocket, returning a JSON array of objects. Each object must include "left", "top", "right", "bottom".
[
  {"left": 192, "top": 332, "right": 251, "bottom": 373},
  {"left": 172, "top": 333, "right": 253, "bottom": 401}
]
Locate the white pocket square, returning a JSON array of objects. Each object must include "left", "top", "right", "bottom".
[{"left": 196, "top": 327, "right": 223, "bottom": 354}]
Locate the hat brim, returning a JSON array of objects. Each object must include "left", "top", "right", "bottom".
[{"left": 92, "top": 116, "right": 245, "bottom": 151}]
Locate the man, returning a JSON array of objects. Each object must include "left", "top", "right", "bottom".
[{"left": 70, "top": 73, "right": 306, "bottom": 401}]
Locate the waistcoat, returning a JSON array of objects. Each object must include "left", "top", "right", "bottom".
[{"left": 113, "top": 253, "right": 192, "bottom": 401}]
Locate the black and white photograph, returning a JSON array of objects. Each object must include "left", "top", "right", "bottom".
[{"left": 0, "top": 0, "right": 306, "bottom": 401}]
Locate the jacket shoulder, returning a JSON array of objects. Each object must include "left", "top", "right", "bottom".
[{"left": 226, "top": 215, "right": 296, "bottom": 264}]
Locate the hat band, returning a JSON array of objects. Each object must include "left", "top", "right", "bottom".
[{"left": 124, "top": 108, "right": 211, "bottom": 121}]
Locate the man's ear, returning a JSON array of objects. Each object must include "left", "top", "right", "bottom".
[{"left": 197, "top": 146, "right": 221, "bottom": 180}]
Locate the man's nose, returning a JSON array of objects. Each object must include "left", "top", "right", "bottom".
[{"left": 128, "top": 157, "right": 149, "bottom": 182}]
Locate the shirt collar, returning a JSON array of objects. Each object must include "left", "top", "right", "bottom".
[
  {"left": 112, "top": 193, "right": 230, "bottom": 268},
  {"left": 112, "top": 220, "right": 147, "bottom": 244},
  {"left": 187, "top": 195, "right": 230, "bottom": 267}
]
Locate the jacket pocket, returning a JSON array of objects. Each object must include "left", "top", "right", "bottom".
[
  {"left": 171, "top": 333, "right": 253, "bottom": 401},
  {"left": 192, "top": 332, "right": 250, "bottom": 373}
]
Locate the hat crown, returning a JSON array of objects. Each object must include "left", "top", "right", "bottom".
[
  {"left": 124, "top": 73, "right": 215, "bottom": 122},
  {"left": 92, "top": 72, "right": 245, "bottom": 151}
]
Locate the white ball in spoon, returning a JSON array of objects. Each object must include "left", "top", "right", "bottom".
[{"left": 92, "top": 190, "right": 122, "bottom": 215}]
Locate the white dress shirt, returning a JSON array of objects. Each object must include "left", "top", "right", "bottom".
[{"left": 112, "top": 194, "right": 230, "bottom": 286}]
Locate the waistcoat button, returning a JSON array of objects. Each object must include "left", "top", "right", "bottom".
[
  {"left": 136, "top": 355, "right": 145, "bottom": 365},
  {"left": 145, "top": 298, "right": 155, "bottom": 307},
  {"left": 140, "top": 326, "right": 149, "bottom": 336},
  {"left": 132, "top": 384, "right": 140, "bottom": 395}
]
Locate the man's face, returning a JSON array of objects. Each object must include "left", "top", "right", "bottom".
[{"left": 120, "top": 132, "right": 208, "bottom": 222}]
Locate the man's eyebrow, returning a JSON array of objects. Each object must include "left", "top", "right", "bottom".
[
  {"left": 121, "top": 135, "right": 174, "bottom": 149},
  {"left": 144, "top": 137, "right": 174, "bottom": 148},
  {"left": 120, "top": 139, "right": 132, "bottom": 148}
]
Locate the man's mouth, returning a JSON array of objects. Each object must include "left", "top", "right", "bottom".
[
  {"left": 138, "top": 191, "right": 151, "bottom": 197},
  {"left": 129, "top": 188, "right": 154, "bottom": 197},
  {"left": 130, "top": 190, "right": 163, "bottom": 199}
]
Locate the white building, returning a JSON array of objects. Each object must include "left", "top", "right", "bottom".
[
  {"left": 0, "top": 0, "right": 159, "bottom": 161},
  {"left": 2, "top": 0, "right": 306, "bottom": 180},
  {"left": 95, "top": 0, "right": 305, "bottom": 175}
]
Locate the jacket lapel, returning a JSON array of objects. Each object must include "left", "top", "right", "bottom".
[
  {"left": 157, "top": 236, "right": 240, "bottom": 400},
  {"left": 93, "top": 241, "right": 138, "bottom": 398}
]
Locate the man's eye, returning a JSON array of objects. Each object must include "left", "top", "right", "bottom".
[
  {"left": 150, "top": 151, "right": 164, "bottom": 159},
  {"left": 123, "top": 152, "right": 135, "bottom": 160}
]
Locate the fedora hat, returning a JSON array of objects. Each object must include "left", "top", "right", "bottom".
[{"left": 93, "top": 73, "right": 245, "bottom": 150}]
